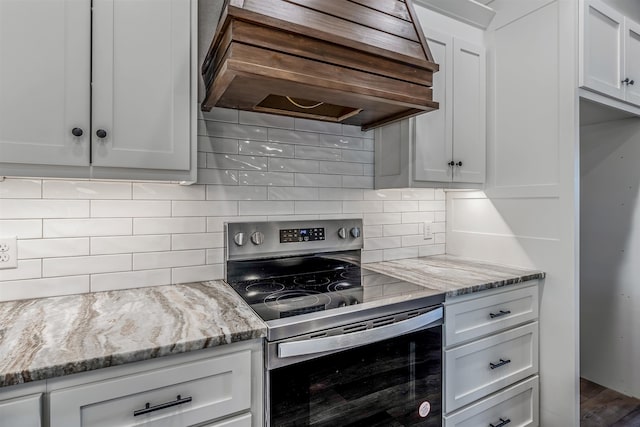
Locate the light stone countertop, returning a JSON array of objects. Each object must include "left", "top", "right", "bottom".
[
  {"left": 362, "top": 255, "right": 545, "bottom": 297},
  {"left": 0, "top": 281, "right": 266, "bottom": 388}
]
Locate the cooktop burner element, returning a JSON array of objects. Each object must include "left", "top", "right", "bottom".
[
  {"left": 245, "top": 282, "right": 286, "bottom": 295},
  {"left": 293, "top": 276, "right": 331, "bottom": 287}
]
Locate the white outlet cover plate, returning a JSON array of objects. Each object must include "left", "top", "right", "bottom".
[{"left": 0, "top": 236, "right": 18, "bottom": 269}]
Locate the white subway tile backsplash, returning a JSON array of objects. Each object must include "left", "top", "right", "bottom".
[
  {"left": 295, "top": 145, "right": 341, "bottom": 161},
  {"left": 0, "top": 259, "right": 41, "bottom": 281},
  {"left": 43, "top": 180, "right": 131, "bottom": 199},
  {"left": 295, "top": 173, "right": 341, "bottom": 188},
  {"left": 206, "top": 185, "right": 267, "bottom": 201},
  {"left": 0, "top": 179, "right": 41, "bottom": 198},
  {"left": 172, "top": 201, "right": 238, "bottom": 217},
  {"left": 295, "top": 201, "right": 342, "bottom": 215},
  {"left": 268, "top": 187, "right": 319, "bottom": 201},
  {"left": 342, "top": 201, "right": 383, "bottom": 214},
  {"left": 134, "top": 250, "right": 205, "bottom": 270},
  {"left": 18, "top": 238, "right": 89, "bottom": 259},
  {"left": 365, "top": 236, "right": 402, "bottom": 251},
  {"left": 44, "top": 218, "right": 132, "bottom": 238},
  {"left": 198, "top": 137, "right": 239, "bottom": 154},
  {"left": 0, "top": 220, "right": 42, "bottom": 238},
  {"left": 91, "top": 200, "right": 171, "bottom": 218},
  {"left": 197, "top": 168, "right": 239, "bottom": 185},
  {"left": 0, "top": 275, "right": 89, "bottom": 302},
  {"left": 91, "top": 269, "right": 171, "bottom": 292},
  {"left": 0, "top": 200, "right": 89, "bottom": 219},
  {"left": 172, "top": 232, "right": 223, "bottom": 250},
  {"left": 0, "top": 107, "right": 445, "bottom": 300},
  {"left": 239, "top": 171, "right": 294, "bottom": 186},
  {"left": 342, "top": 176, "right": 374, "bottom": 188},
  {"left": 133, "top": 217, "right": 205, "bottom": 235},
  {"left": 43, "top": 254, "right": 131, "bottom": 277},
  {"left": 91, "top": 235, "right": 171, "bottom": 255},
  {"left": 132, "top": 183, "right": 205, "bottom": 200},
  {"left": 269, "top": 158, "right": 319, "bottom": 173},
  {"left": 200, "top": 121, "right": 268, "bottom": 141},
  {"left": 384, "top": 201, "right": 419, "bottom": 213},
  {"left": 207, "top": 154, "right": 268, "bottom": 171},
  {"left": 239, "top": 111, "right": 295, "bottom": 129},
  {"left": 172, "top": 264, "right": 222, "bottom": 284},
  {"left": 238, "top": 140, "right": 295, "bottom": 158},
  {"left": 239, "top": 201, "right": 295, "bottom": 216}
]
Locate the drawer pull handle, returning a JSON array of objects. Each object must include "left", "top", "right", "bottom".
[
  {"left": 489, "top": 358, "right": 511, "bottom": 370},
  {"left": 489, "top": 309, "right": 511, "bottom": 319},
  {"left": 489, "top": 417, "right": 511, "bottom": 427},
  {"left": 133, "top": 395, "right": 192, "bottom": 416}
]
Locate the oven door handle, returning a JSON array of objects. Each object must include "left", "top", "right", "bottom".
[{"left": 278, "top": 307, "right": 443, "bottom": 358}]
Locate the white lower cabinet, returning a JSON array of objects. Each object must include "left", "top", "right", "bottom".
[
  {"left": 443, "top": 282, "right": 540, "bottom": 425},
  {"left": 443, "top": 376, "right": 539, "bottom": 427},
  {"left": 48, "top": 340, "right": 262, "bottom": 427},
  {"left": 0, "top": 392, "right": 42, "bottom": 427}
]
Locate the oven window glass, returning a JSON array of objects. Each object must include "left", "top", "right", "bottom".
[{"left": 270, "top": 327, "right": 442, "bottom": 426}]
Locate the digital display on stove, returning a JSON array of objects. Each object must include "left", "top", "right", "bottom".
[{"left": 280, "top": 228, "right": 325, "bottom": 243}]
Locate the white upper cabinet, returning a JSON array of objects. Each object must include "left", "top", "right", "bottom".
[
  {"left": 581, "top": 0, "right": 640, "bottom": 107},
  {"left": 375, "top": 27, "right": 485, "bottom": 189},
  {"left": 0, "top": 0, "right": 195, "bottom": 181},
  {"left": 0, "top": 0, "right": 91, "bottom": 168},
  {"left": 91, "top": 0, "right": 191, "bottom": 171}
]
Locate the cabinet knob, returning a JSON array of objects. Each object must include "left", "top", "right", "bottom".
[
  {"left": 448, "top": 161, "right": 455, "bottom": 167},
  {"left": 456, "top": 161, "right": 463, "bottom": 167},
  {"left": 71, "top": 128, "right": 84, "bottom": 137},
  {"left": 622, "top": 78, "right": 634, "bottom": 85},
  {"left": 96, "top": 129, "right": 108, "bottom": 139},
  {"left": 630, "top": 80, "right": 635, "bottom": 86}
]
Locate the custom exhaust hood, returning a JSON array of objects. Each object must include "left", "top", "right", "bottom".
[{"left": 201, "top": 0, "right": 439, "bottom": 131}]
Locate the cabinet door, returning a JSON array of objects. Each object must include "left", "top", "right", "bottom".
[
  {"left": 624, "top": 18, "right": 640, "bottom": 105},
  {"left": 452, "top": 39, "right": 485, "bottom": 184},
  {"left": 413, "top": 31, "right": 453, "bottom": 183},
  {"left": 91, "top": 0, "right": 191, "bottom": 171},
  {"left": 0, "top": 393, "right": 42, "bottom": 427},
  {"left": 0, "top": 0, "right": 90, "bottom": 167},
  {"left": 581, "top": 0, "right": 625, "bottom": 99}
]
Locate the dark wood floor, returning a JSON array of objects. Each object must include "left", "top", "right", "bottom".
[{"left": 581, "top": 378, "right": 640, "bottom": 426}]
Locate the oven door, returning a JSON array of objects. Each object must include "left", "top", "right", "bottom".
[{"left": 266, "top": 308, "right": 442, "bottom": 427}]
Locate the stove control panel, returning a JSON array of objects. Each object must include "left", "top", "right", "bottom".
[{"left": 280, "top": 228, "right": 325, "bottom": 243}]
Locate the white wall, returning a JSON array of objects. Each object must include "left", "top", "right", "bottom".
[
  {"left": 581, "top": 117, "right": 640, "bottom": 398},
  {"left": 446, "top": 1, "right": 580, "bottom": 425}
]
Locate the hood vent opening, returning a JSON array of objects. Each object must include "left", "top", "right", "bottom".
[
  {"left": 255, "top": 95, "right": 363, "bottom": 122},
  {"left": 202, "top": 0, "right": 440, "bottom": 131}
]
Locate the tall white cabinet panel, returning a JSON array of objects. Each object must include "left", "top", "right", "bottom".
[
  {"left": 92, "top": 0, "right": 191, "bottom": 171},
  {"left": 0, "top": 0, "right": 90, "bottom": 167},
  {"left": 414, "top": 31, "right": 453, "bottom": 183},
  {"left": 581, "top": 0, "right": 625, "bottom": 99},
  {"left": 451, "top": 39, "right": 485, "bottom": 184},
  {"left": 625, "top": 19, "right": 640, "bottom": 105}
]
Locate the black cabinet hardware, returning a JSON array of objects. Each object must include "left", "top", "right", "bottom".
[
  {"left": 133, "top": 395, "right": 192, "bottom": 416},
  {"left": 622, "top": 78, "right": 635, "bottom": 85},
  {"left": 456, "top": 161, "right": 463, "bottom": 167},
  {"left": 96, "top": 129, "right": 108, "bottom": 139},
  {"left": 448, "top": 161, "right": 455, "bottom": 167},
  {"left": 489, "top": 417, "right": 511, "bottom": 427},
  {"left": 489, "top": 358, "right": 511, "bottom": 370},
  {"left": 72, "top": 128, "right": 83, "bottom": 137},
  {"left": 489, "top": 309, "right": 511, "bottom": 319}
]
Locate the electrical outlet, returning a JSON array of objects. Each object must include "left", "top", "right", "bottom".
[
  {"left": 423, "top": 222, "right": 433, "bottom": 240},
  {"left": 0, "top": 236, "right": 17, "bottom": 269}
]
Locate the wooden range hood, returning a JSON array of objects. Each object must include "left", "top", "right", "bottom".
[{"left": 202, "top": 0, "right": 439, "bottom": 131}]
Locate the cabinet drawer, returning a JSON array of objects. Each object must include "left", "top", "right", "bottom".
[
  {"left": 0, "top": 393, "right": 42, "bottom": 427},
  {"left": 444, "top": 322, "right": 538, "bottom": 412},
  {"left": 203, "top": 412, "right": 252, "bottom": 427},
  {"left": 445, "top": 283, "right": 538, "bottom": 345},
  {"left": 444, "top": 376, "right": 539, "bottom": 427},
  {"left": 49, "top": 350, "right": 252, "bottom": 427}
]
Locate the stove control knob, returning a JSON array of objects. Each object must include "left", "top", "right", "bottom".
[
  {"left": 233, "top": 232, "right": 246, "bottom": 246},
  {"left": 350, "top": 227, "right": 361, "bottom": 238},
  {"left": 338, "top": 227, "right": 347, "bottom": 239},
  {"left": 251, "top": 231, "right": 265, "bottom": 245}
]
